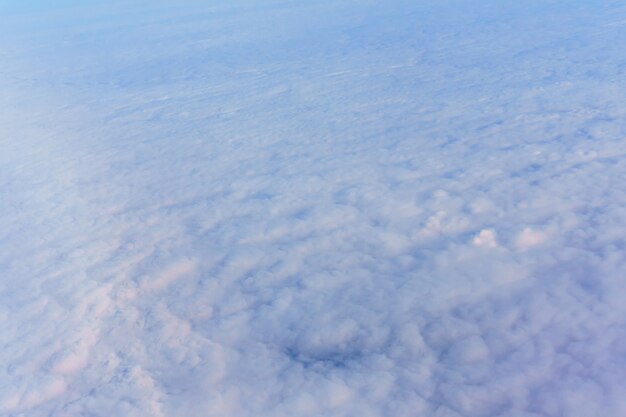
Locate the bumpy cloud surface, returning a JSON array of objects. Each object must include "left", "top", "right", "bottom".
[{"left": 1, "top": 1, "right": 626, "bottom": 416}]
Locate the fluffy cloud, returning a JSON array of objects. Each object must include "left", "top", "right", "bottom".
[{"left": 1, "top": 1, "right": 626, "bottom": 416}]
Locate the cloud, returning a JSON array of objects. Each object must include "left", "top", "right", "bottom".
[
  {"left": 515, "top": 228, "right": 547, "bottom": 250},
  {"left": 1, "top": 0, "right": 626, "bottom": 416},
  {"left": 473, "top": 229, "right": 498, "bottom": 248}
]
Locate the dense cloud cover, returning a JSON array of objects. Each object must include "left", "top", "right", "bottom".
[{"left": 1, "top": 1, "right": 626, "bottom": 416}]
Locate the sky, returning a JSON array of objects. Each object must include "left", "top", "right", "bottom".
[{"left": 1, "top": 1, "right": 626, "bottom": 416}]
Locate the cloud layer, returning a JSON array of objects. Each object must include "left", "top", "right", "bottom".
[{"left": 1, "top": 1, "right": 626, "bottom": 416}]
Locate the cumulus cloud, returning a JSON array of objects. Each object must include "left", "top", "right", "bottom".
[
  {"left": 473, "top": 229, "right": 498, "bottom": 248},
  {"left": 515, "top": 228, "right": 548, "bottom": 250},
  {"left": 1, "top": 1, "right": 626, "bottom": 416}
]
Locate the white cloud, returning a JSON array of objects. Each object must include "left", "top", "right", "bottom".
[
  {"left": 1, "top": 1, "right": 626, "bottom": 416},
  {"left": 473, "top": 229, "right": 498, "bottom": 248},
  {"left": 515, "top": 228, "right": 548, "bottom": 250}
]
